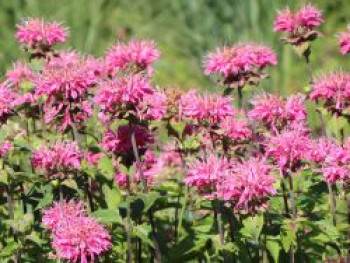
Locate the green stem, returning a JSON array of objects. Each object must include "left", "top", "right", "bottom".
[{"left": 327, "top": 183, "right": 337, "bottom": 226}]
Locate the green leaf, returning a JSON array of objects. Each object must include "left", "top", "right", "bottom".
[
  {"left": 102, "top": 184, "right": 121, "bottom": 209},
  {"left": 0, "top": 241, "right": 21, "bottom": 257},
  {"left": 266, "top": 239, "right": 281, "bottom": 263},
  {"left": 140, "top": 191, "right": 160, "bottom": 212},
  {"left": 36, "top": 190, "right": 54, "bottom": 210},
  {"left": 0, "top": 169, "right": 8, "bottom": 185},
  {"left": 241, "top": 214, "right": 264, "bottom": 242},
  {"left": 134, "top": 223, "right": 154, "bottom": 248},
  {"left": 98, "top": 156, "right": 115, "bottom": 180},
  {"left": 92, "top": 209, "right": 123, "bottom": 224}
]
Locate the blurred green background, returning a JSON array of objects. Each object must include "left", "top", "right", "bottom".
[{"left": 0, "top": 0, "right": 349, "bottom": 95}]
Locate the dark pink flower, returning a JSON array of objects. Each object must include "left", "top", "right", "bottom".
[
  {"left": 114, "top": 172, "right": 129, "bottom": 188},
  {"left": 273, "top": 8, "right": 296, "bottom": 33},
  {"left": 185, "top": 154, "right": 231, "bottom": 199},
  {"left": 32, "top": 141, "right": 82, "bottom": 179},
  {"left": 101, "top": 125, "right": 153, "bottom": 155},
  {"left": 85, "top": 152, "right": 105, "bottom": 166},
  {"left": 16, "top": 18, "right": 67, "bottom": 47},
  {"left": 338, "top": 26, "right": 350, "bottom": 55},
  {"left": 180, "top": 90, "right": 235, "bottom": 123},
  {"left": 218, "top": 157, "right": 276, "bottom": 212},
  {"left": 296, "top": 4, "right": 324, "bottom": 30},
  {"left": 310, "top": 72, "right": 350, "bottom": 115},
  {"left": 106, "top": 39, "right": 160, "bottom": 75},
  {"left": 43, "top": 200, "right": 111, "bottom": 263}
]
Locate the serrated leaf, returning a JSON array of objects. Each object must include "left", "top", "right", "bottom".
[
  {"left": 134, "top": 223, "right": 154, "bottom": 248},
  {"left": 266, "top": 240, "right": 281, "bottom": 263},
  {"left": 241, "top": 214, "right": 264, "bottom": 242},
  {"left": 102, "top": 184, "right": 121, "bottom": 209},
  {"left": 92, "top": 209, "right": 122, "bottom": 224}
]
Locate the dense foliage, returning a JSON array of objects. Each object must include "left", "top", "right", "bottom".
[{"left": 0, "top": 2, "right": 350, "bottom": 263}]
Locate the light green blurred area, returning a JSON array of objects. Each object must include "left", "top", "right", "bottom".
[{"left": 0, "top": 0, "right": 349, "bottom": 95}]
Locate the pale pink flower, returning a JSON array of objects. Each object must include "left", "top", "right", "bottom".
[
  {"left": 296, "top": 4, "right": 324, "bottom": 30},
  {"left": 42, "top": 200, "right": 85, "bottom": 232},
  {"left": 101, "top": 125, "right": 153, "bottom": 155},
  {"left": 85, "top": 152, "right": 105, "bottom": 166},
  {"left": 204, "top": 44, "right": 277, "bottom": 87},
  {"left": 266, "top": 128, "right": 311, "bottom": 173},
  {"left": 180, "top": 90, "right": 234, "bottom": 124},
  {"left": 0, "top": 141, "right": 13, "bottom": 157},
  {"left": 6, "top": 62, "right": 34, "bottom": 86},
  {"left": 219, "top": 116, "right": 252, "bottom": 141},
  {"left": 16, "top": 18, "right": 67, "bottom": 47},
  {"left": 338, "top": 26, "right": 350, "bottom": 55},
  {"left": 310, "top": 72, "right": 350, "bottom": 115},
  {"left": 106, "top": 39, "right": 160, "bottom": 75},
  {"left": 32, "top": 141, "right": 82, "bottom": 179},
  {"left": 185, "top": 154, "right": 231, "bottom": 199},
  {"left": 307, "top": 138, "right": 339, "bottom": 163},
  {"left": 249, "top": 93, "right": 306, "bottom": 131},
  {"left": 137, "top": 89, "right": 167, "bottom": 121},
  {"left": 273, "top": 8, "right": 296, "bottom": 33},
  {"left": 218, "top": 158, "right": 276, "bottom": 212}
]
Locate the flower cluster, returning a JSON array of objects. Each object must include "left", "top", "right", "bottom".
[
  {"left": 218, "top": 157, "right": 276, "bottom": 213},
  {"left": 249, "top": 93, "right": 306, "bottom": 132},
  {"left": 32, "top": 141, "right": 82, "bottom": 179},
  {"left": 274, "top": 4, "right": 323, "bottom": 45},
  {"left": 0, "top": 141, "right": 13, "bottom": 157},
  {"left": 204, "top": 44, "right": 277, "bottom": 88},
  {"left": 266, "top": 127, "right": 311, "bottom": 173},
  {"left": 219, "top": 116, "right": 252, "bottom": 141},
  {"left": 42, "top": 200, "right": 111, "bottom": 263},
  {"left": 16, "top": 18, "right": 67, "bottom": 54},
  {"left": 338, "top": 25, "right": 350, "bottom": 55},
  {"left": 106, "top": 39, "right": 160, "bottom": 75},
  {"left": 180, "top": 90, "right": 235, "bottom": 124},
  {"left": 310, "top": 72, "right": 350, "bottom": 116}
]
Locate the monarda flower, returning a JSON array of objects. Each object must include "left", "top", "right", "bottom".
[
  {"left": 204, "top": 44, "right": 277, "bottom": 88},
  {"left": 338, "top": 26, "right": 350, "bottom": 55},
  {"left": 218, "top": 116, "right": 252, "bottom": 141},
  {"left": 16, "top": 18, "right": 67, "bottom": 54},
  {"left": 94, "top": 75, "right": 153, "bottom": 123},
  {"left": 6, "top": 62, "right": 34, "bottom": 87},
  {"left": 0, "top": 141, "right": 13, "bottom": 157},
  {"left": 43, "top": 200, "right": 111, "bottom": 263},
  {"left": 32, "top": 141, "right": 82, "bottom": 179},
  {"left": 42, "top": 200, "right": 85, "bottom": 232},
  {"left": 248, "top": 93, "right": 306, "bottom": 132},
  {"left": 106, "top": 39, "right": 160, "bottom": 75},
  {"left": 136, "top": 89, "right": 167, "bottom": 121},
  {"left": 101, "top": 125, "right": 153, "bottom": 155},
  {"left": 310, "top": 72, "right": 350, "bottom": 116},
  {"left": 185, "top": 154, "right": 231, "bottom": 199},
  {"left": 266, "top": 127, "right": 311, "bottom": 174},
  {"left": 273, "top": 4, "right": 323, "bottom": 46},
  {"left": 217, "top": 157, "right": 276, "bottom": 213},
  {"left": 35, "top": 53, "right": 98, "bottom": 130},
  {"left": 180, "top": 90, "right": 235, "bottom": 124},
  {"left": 0, "top": 85, "right": 16, "bottom": 124}
]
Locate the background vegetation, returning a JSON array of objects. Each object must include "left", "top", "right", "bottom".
[{"left": 0, "top": 0, "right": 349, "bottom": 94}]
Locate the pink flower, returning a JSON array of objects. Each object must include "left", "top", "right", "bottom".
[
  {"left": 219, "top": 116, "right": 252, "bottom": 141},
  {"left": 266, "top": 128, "right": 311, "bottom": 173},
  {"left": 296, "top": 4, "right": 324, "bottom": 30},
  {"left": 106, "top": 39, "right": 160, "bottom": 75},
  {"left": 0, "top": 85, "right": 16, "bottom": 123},
  {"left": 217, "top": 158, "right": 276, "bottom": 212},
  {"left": 0, "top": 141, "right": 13, "bottom": 157},
  {"left": 6, "top": 62, "right": 34, "bottom": 86},
  {"left": 42, "top": 200, "right": 85, "bottom": 232},
  {"left": 137, "top": 89, "right": 167, "bottom": 121},
  {"left": 16, "top": 18, "right": 67, "bottom": 47},
  {"left": 273, "top": 8, "right": 296, "bottom": 33},
  {"left": 308, "top": 138, "right": 339, "bottom": 163},
  {"left": 338, "top": 26, "right": 350, "bottom": 55},
  {"left": 32, "top": 141, "right": 82, "bottom": 179},
  {"left": 180, "top": 90, "right": 235, "bottom": 123},
  {"left": 94, "top": 75, "right": 153, "bottom": 123},
  {"left": 204, "top": 44, "right": 277, "bottom": 87},
  {"left": 85, "top": 152, "right": 105, "bottom": 166},
  {"left": 249, "top": 93, "right": 306, "bottom": 131},
  {"left": 185, "top": 154, "right": 231, "bottom": 199},
  {"left": 114, "top": 172, "right": 129, "bottom": 188},
  {"left": 101, "top": 125, "right": 153, "bottom": 155},
  {"left": 310, "top": 72, "right": 350, "bottom": 115},
  {"left": 43, "top": 200, "right": 111, "bottom": 263}
]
